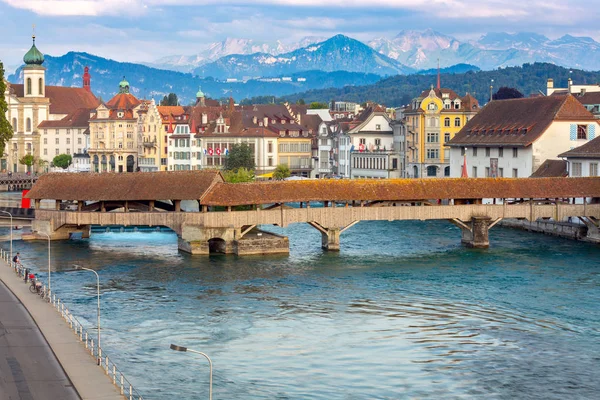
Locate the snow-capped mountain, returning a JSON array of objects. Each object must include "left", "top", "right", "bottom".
[
  {"left": 371, "top": 30, "right": 600, "bottom": 71},
  {"left": 196, "top": 35, "right": 413, "bottom": 80},
  {"left": 149, "top": 36, "right": 326, "bottom": 72}
]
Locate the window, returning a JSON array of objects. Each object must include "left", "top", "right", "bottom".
[
  {"left": 55, "top": 148, "right": 59, "bottom": 156},
  {"left": 55, "top": 138, "right": 59, "bottom": 145},
  {"left": 392, "top": 158, "right": 398, "bottom": 169},
  {"left": 577, "top": 125, "right": 588, "bottom": 140},
  {"left": 38, "top": 78, "right": 43, "bottom": 95},
  {"left": 499, "top": 168, "right": 504, "bottom": 177},
  {"left": 444, "top": 118, "right": 450, "bottom": 127},
  {"left": 426, "top": 133, "right": 439, "bottom": 143},
  {"left": 66, "top": 148, "right": 71, "bottom": 155},
  {"left": 26, "top": 118, "right": 31, "bottom": 132},
  {"left": 485, "top": 167, "right": 490, "bottom": 177},
  {"left": 359, "top": 138, "right": 366, "bottom": 145},
  {"left": 43, "top": 138, "right": 47, "bottom": 145},
  {"left": 473, "top": 147, "right": 478, "bottom": 156},
  {"left": 444, "top": 166, "right": 450, "bottom": 176},
  {"left": 427, "top": 166, "right": 437, "bottom": 177},
  {"left": 26, "top": 78, "right": 32, "bottom": 95},
  {"left": 590, "top": 163, "right": 598, "bottom": 177},
  {"left": 512, "top": 168, "right": 518, "bottom": 178},
  {"left": 375, "top": 138, "right": 381, "bottom": 146},
  {"left": 426, "top": 148, "right": 439, "bottom": 159},
  {"left": 375, "top": 124, "right": 381, "bottom": 131},
  {"left": 12, "top": 118, "right": 17, "bottom": 131},
  {"left": 472, "top": 166, "right": 477, "bottom": 177},
  {"left": 444, "top": 133, "right": 450, "bottom": 143},
  {"left": 43, "top": 149, "right": 47, "bottom": 155},
  {"left": 454, "top": 117, "right": 461, "bottom": 127},
  {"left": 268, "top": 157, "right": 273, "bottom": 167},
  {"left": 461, "top": 147, "right": 466, "bottom": 156},
  {"left": 485, "top": 147, "right": 490, "bottom": 157},
  {"left": 499, "top": 147, "right": 504, "bottom": 157},
  {"left": 512, "top": 147, "right": 518, "bottom": 158},
  {"left": 78, "top": 138, "right": 82, "bottom": 145},
  {"left": 268, "top": 142, "right": 273, "bottom": 153},
  {"left": 572, "top": 162, "right": 582, "bottom": 177},
  {"left": 66, "top": 138, "right": 71, "bottom": 145}
]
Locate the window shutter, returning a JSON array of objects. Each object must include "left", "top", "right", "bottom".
[
  {"left": 570, "top": 124, "right": 577, "bottom": 140},
  {"left": 589, "top": 124, "right": 596, "bottom": 140}
]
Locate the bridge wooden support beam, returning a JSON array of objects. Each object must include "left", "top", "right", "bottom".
[
  {"left": 308, "top": 221, "right": 359, "bottom": 251},
  {"left": 450, "top": 217, "right": 500, "bottom": 249},
  {"left": 580, "top": 217, "right": 600, "bottom": 243}
]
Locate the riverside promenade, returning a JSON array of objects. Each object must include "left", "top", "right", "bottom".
[{"left": 0, "top": 256, "right": 125, "bottom": 400}]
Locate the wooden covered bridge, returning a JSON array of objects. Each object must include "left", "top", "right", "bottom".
[{"left": 25, "top": 171, "right": 600, "bottom": 255}]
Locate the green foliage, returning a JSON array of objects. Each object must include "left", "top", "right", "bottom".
[
  {"left": 296, "top": 98, "right": 306, "bottom": 105},
  {"left": 52, "top": 154, "right": 72, "bottom": 169},
  {"left": 493, "top": 86, "right": 524, "bottom": 100},
  {"left": 0, "top": 62, "right": 13, "bottom": 157},
  {"left": 160, "top": 93, "right": 179, "bottom": 106},
  {"left": 273, "top": 164, "right": 291, "bottom": 180},
  {"left": 223, "top": 167, "right": 255, "bottom": 183},
  {"left": 249, "top": 63, "right": 598, "bottom": 107},
  {"left": 19, "top": 154, "right": 36, "bottom": 167},
  {"left": 224, "top": 143, "right": 255, "bottom": 171},
  {"left": 309, "top": 102, "right": 328, "bottom": 109}
]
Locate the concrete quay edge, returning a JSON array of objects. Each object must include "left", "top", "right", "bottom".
[{"left": 0, "top": 257, "right": 126, "bottom": 400}]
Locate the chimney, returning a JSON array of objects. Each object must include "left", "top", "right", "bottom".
[
  {"left": 252, "top": 116, "right": 257, "bottom": 124},
  {"left": 83, "top": 66, "right": 91, "bottom": 92},
  {"left": 547, "top": 78, "right": 554, "bottom": 89},
  {"left": 202, "top": 113, "right": 208, "bottom": 125}
]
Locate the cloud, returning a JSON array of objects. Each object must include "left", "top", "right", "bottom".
[{"left": 2, "top": 0, "right": 144, "bottom": 16}]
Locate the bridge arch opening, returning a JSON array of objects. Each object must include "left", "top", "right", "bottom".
[{"left": 208, "top": 238, "right": 226, "bottom": 254}]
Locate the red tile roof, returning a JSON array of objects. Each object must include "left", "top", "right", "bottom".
[
  {"left": 530, "top": 160, "right": 568, "bottom": 177},
  {"left": 558, "top": 136, "right": 600, "bottom": 158},
  {"left": 199, "top": 177, "right": 600, "bottom": 206},
  {"left": 10, "top": 84, "right": 100, "bottom": 115},
  {"left": 38, "top": 108, "right": 95, "bottom": 128},
  {"left": 448, "top": 95, "right": 597, "bottom": 147},
  {"left": 105, "top": 92, "right": 141, "bottom": 110},
  {"left": 26, "top": 170, "right": 224, "bottom": 201}
]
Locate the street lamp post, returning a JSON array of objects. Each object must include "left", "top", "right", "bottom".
[
  {"left": 490, "top": 79, "right": 494, "bottom": 103},
  {"left": 170, "top": 344, "right": 213, "bottom": 400},
  {"left": 0, "top": 211, "right": 13, "bottom": 262},
  {"left": 72, "top": 266, "right": 101, "bottom": 365},
  {"left": 38, "top": 232, "right": 51, "bottom": 295}
]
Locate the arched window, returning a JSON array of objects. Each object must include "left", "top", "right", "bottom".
[
  {"left": 26, "top": 118, "right": 31, "bottom": 132},
  {"left": 12, "top": 118, "right": 17, "bottom": 132},
  {"left": 26, "top": 78, "right": 32, "bottom": 95},
  {"left": 38, "top": 78, "right": 43, "bottom": 95},
  {"left": 444, "top": 166, "right": 450, "bottom": 177},
  {"left": 454, "top": 117, "right": 461, "bottom": 127}
]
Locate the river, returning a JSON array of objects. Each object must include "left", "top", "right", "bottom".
[{"left": 2, "top": 220, "right": 599, "bottom": 399}]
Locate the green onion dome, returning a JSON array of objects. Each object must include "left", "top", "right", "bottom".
[
  {"left": 196, "top": 86, "right": 205, "bottom": 98},
  {"left": 23, "top": 36, "right": 44, "bottom": 66}
]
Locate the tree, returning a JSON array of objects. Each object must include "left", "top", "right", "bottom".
[
  {"left": 224, "top": 143, "right": 255, "bottom": 171},
  {"left": 160, "top": 93, "right": 179, "bottom": 106},
  {"left": 309, "top": 102, "right": 328, "bottom": 109},
  {"left": 273, "top": 164, "right": 291, "bottom": 180},
  {"left": 19, "top": 154, "right": 36, "bottom": 170},
  {"left": 52, "top": 154, "right": 72, "bottom": 169},
  {"left": 493, "top": 87, "right": 525, "bottom": 100},
  {"left": 0, "top": 62, "right": 13, "bottom": 158},
  {"left": 223, "top": 167, "right": 255, "bottom": 183},
  {"left": 296, "top": 99, "right": 306, "bottom": 105}
]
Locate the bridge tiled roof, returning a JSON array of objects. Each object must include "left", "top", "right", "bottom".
[
  {"left": 26, "top": 171, "right": 224, "bottom": 201},
  {"left": 199, "top": 177, "right": 600, "bottom": 206}
]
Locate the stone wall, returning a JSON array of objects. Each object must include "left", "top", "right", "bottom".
[{"left": 499, "top": 219, "right": 588, "bottom": 241}]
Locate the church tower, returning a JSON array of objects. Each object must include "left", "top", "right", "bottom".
[
  {"left": 83, "top": 66, "right": 91, "bottom": 92},
  {"left": 22, "top": 34, "right": 46, "bottom": 98}
]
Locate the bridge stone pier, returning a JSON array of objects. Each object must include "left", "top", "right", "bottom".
[{"left": 23, "top": 172, "right": 600, "bottom": 256}]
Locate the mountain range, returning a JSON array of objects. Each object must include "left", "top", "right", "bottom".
[{"left": 150, "top": 30, "right": 600, "bottom": 75}]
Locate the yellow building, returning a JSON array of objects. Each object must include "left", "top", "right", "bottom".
[
  {"left": 137, "top": 99, "right": 161, "bottom": 171},
  {"left": 404, "top": 87, "right": 479, "bottom": 178}
]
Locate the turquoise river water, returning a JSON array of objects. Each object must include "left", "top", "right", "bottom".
[{"left": 2, "top": 221, "right": 599, "bottom": 399}]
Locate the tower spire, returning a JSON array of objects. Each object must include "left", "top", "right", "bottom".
[{"left": 437, "top": 58, "right": 441, "bottom": 90}]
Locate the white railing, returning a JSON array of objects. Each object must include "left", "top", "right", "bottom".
[{"left": 0, "top": 248, "right": 144, "bottom": 400}]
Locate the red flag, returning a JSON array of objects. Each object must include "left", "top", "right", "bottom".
[{"left": 461, "top": 150, "right": 468, "bottom": 178}]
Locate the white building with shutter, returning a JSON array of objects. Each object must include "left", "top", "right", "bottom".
[
  {"left": 559, "top": 136, "right": 600, "bottom": 177},
  {"left": 448, "top": 95, "right": 599, "bottom": 178}
]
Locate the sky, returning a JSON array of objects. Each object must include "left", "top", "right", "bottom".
[{"left": 1, "top": 0, "right": 599, "bottom": 71}]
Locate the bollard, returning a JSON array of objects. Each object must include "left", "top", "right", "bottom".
[
  {"left": 130, "top": 385, "right": 133, "bottom": 400},
  {"left": 24, "top": 268, "right": 28, "bottom": 283},
  {"left": 120, "top": 374, "right": 124, "bottom": 394},
  {"left": 85, "top": 332, "right": 88, "bottom": 349},
  {"left": 105, "top": 356, "right": 109, "bottom": 374},
  {"left": 113, "top": 365, "right": 116, "bottom": 384}
]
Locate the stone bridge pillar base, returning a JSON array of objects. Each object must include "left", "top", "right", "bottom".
[
  {"left": 321, "top": 228, "right": 341, "bottom": 251},
  {"left": 452, "top": 217, "right": 492, "bottom": 249},
  {"left": 25, "top": 220, "right": 91, "bottom": 241},
  {"left": 581, "top": 217, "right": 600, "bottom": 243}
]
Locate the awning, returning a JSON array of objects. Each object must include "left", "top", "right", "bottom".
[{"left": 256, "top": 172, "right": 274, "bottom": 178}]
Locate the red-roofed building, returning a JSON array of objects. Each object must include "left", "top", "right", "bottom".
[
  {"left": 447, "top": 94, "right": 599, "bottom": 178},
  {"left": 3, "top": 35, "right": 100, "bottom": 173}
]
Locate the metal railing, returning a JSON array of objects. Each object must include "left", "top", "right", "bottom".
[{"left": 0, "top": 248, "right": 144, "bottom": 400}]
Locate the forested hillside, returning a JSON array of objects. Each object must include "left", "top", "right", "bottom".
[{"left": 244, "top": 63, "right": 600, "bottom": 107}]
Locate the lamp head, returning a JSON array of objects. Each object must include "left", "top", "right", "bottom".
[{"left": 170, "top": 344, "right": 187, "bottom": 352}]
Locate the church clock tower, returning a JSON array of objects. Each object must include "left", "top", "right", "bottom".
[{"left": 23, "top": 34, "right": 46, "bottom": 98}]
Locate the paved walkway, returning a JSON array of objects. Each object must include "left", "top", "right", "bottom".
[{"left": 0, "top": 262, "right": 123, "bottom": 400}]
